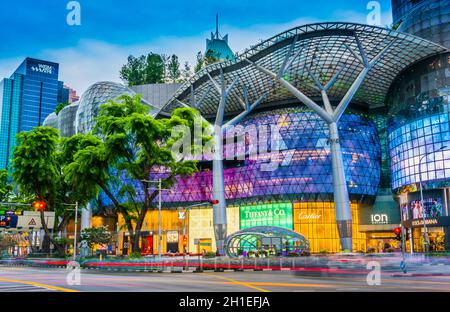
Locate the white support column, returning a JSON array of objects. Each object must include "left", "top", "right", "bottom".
[
  {"left": 244, "top": 37, "right": 393, "bottom": 252},
  {"left": 209, "top": 69, "right": 239, "bottom": 255},
  {"left": 80, "top": 202, "right": 92, "bottom": 230}
]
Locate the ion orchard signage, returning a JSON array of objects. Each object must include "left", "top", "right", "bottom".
[
  {"left": 370, "top": 213, "right": 388, "bottom": 224},
  {"left": 30, "top": 63, "right": 54, "bottom": 75}
]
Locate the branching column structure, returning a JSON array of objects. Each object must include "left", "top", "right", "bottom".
[
  {"left": 206, "top": 69, "right": 268, "bottom": 254},
  {"left": 245, "top": 35, "right": 393, "bottom": 251}
]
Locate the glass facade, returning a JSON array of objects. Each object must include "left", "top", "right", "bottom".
[
  {"left": 240, "top": 203, "right": 293, "bottom": 230},
  {"left": 389, "top": 112, "right": 450, "bottom": 190},
  {"left": 293, "top": 202, "right": 366, "bottom": 253},
  {"left": 387, "top": 53, "right": 450, "bottom": 191},
  {"left": 0, "top": 58, "right": 60, "bottom": 169},
  {"left": 170, "top": 107, "right": 379, "bottom": 204},
  {"left": 98, "top": 106, "right": 381, "bottom": 208},
  {"left": 393, "top": 0, "right": 450, "bottom": 48}
]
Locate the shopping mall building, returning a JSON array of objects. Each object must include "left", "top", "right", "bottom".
[{"left": 44, "top": 0, "right": 450, "bottom": 255}]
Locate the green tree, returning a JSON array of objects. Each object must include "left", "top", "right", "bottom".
[
  {"left": 120, "top": 53, "right": 165, "bottom": 86},
  {"left": 194, "top": 51, "right": 204, "bottom": 73},
  {"left": 181, "top": 61, "right": 192, "bottom": 82},
  {"left": 55, "top": 102, "right": 69, "bottom": 115},
  {"left": 65, "top": 94, "right": 211, "bottom": 253},
  {"left": 145, "top": 53, "right": 165, "bottom": 84},
  {"left": 167, "top": 54, "right": 181, "bottom": 83},
  {"left": 11, "top": 127, "right": 99, "bottom": 254},
  {"left": 0, "top": 170, "right": 13, "bottom": 203},
  {"left": 80, "top": 226, "right": 111, "bottom": 249},
  {"left": 119, "top": 55, "right": 147, "bottom": 86},
  {"left": 194, "top": 50, "right": 220, "bottom": 73}
]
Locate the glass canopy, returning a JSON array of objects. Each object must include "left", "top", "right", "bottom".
[{"left": 159, "top": 22, "right": 447, "bottom": 119}]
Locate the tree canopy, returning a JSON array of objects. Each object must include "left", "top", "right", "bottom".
[
  {"left": 120, "top": 53, "right": 165, "bottom": 86},
  {"left": 0, "top": 170, "right": 13, "bottom": 203},
  {"left": 65, "top": 93, "right": 211, "bottom": 252}
]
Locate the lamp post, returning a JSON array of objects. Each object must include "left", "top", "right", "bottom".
[
  {"left": 418, "top": 145, "right": 447, "bottom": 254},
  {"left": 179, "top": 200, "right": 219, "bottom": 260},
  {"left": 61, "top": 202, "right": 79, "bottom": 261}
]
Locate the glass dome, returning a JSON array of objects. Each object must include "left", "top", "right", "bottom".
[
  {"left": 75, "top": 81, "right": 156, "bottom": 134},
  {"left": 224, "top": 226, "right": 310, "bottom": 257},
  {"left": 58, "top": 101, "right": 79, "bottom": 137},
  {"left": 43, "top": 112, "right": 58, "bottom": 129}
]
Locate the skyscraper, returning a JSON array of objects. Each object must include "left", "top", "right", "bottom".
[{"left": 0, "top": 57, "right": 61, "bottom": 169}]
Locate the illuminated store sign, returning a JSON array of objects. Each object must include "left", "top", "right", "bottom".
[
  {"left": 166, "top": 231, "right": 179, "bottom": 243},
  {"left": 297, "top": 212, "right": 322, "bottom": 221},
  {"left": 411, "top": 219, "right": 439, "bottom": 226},
  {"left": 370, "top": 214, "right": 388, "bottom": 224},
  {"left": 30, "top": 63, "right": 53, "bottom": 74},
  {"left": 240, "top": 203, "right": 293, "bottom": 230}
]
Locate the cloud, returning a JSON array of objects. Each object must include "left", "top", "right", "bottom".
[
  {"left": 24, "top": 16, "right": 319, "bottom": 95},
  {"left": 1, "top": 9, "right": 393, "bottom": 96}
]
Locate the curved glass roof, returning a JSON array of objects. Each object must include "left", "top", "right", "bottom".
[
  {"left": 224, "top": 226, "right": 310, "bottom": 257},
  {"left": 160, "top": 22, "right": 447, "bottom": 119},
  {"left": 75, "top": 81, "right": 157, "bottom": 134}
]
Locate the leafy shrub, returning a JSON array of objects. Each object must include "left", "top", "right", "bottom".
[
  {"left": 128, "top": 252, "right": 143, "bottom": 259},
  {"left": 319, "top": 249, "right": 328, "bottom": 254},
  {"left": 286, "top": 251, "right": 300, "bottom": 257},
  {"left": 203, "top": 251, "right": 216, "bottom": 258}
]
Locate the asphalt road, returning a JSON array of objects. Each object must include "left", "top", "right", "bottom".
[{"left": 1, "top": 265, "right": 450, "bottom": 292}]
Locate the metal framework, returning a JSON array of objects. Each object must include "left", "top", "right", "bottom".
[
  {"left": 158, "top": 22, "right": 447, "bottom": 252},
  {"left": 224, "top": 226, "right": 310, "bottom": 258}
]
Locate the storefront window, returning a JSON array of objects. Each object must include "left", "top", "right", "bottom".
[{"left": 293, "top": 202, "right": 366, "bottom": 253}]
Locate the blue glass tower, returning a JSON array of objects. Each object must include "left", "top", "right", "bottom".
[{"left": 0, "top": 58, "right": 60, "bottom": 169}]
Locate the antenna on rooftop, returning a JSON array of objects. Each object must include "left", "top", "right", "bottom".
[{"left": 216, "top": 13, "right": 219, "bottom": 39}]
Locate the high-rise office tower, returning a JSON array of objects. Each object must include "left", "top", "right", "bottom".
[{"left": 0, "top": 57, "right": 61, "bottom": 169}]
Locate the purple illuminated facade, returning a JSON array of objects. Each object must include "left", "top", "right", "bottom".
[{"left": 99, "top": 106, "right": 381, "bottom": 207}]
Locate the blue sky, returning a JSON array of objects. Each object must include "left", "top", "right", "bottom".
[{"left": 0, "top": 0, "right": 392, "bottom": 94}]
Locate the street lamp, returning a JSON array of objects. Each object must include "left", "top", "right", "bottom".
[
  {"left": 418, "top": 145, "right": 447, "bottom": 254},
  {"left": 62, "top": 202, "right": 79, "bottom": 260},
  {"left": 179, "top": 199, "right": 219, "bottom": 262}
]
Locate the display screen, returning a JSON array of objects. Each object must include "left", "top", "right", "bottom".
[
  {"left": 240, "top": 203, "right": 293, "bottom": 230},
  {"left": 401, "top": 197, "right": 443, "bottom": 221}
]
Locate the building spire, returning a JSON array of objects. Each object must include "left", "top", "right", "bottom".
[{"left": 216, "top": 13, "right": 219, "bottom": 39}]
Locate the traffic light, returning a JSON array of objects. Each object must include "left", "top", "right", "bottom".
[
  {"left": 182, "top": 235, "right": 188, "bottom": 247},
  {"left": 33, "top": 200, "right": 47, "bottom": 211},
  {"left": 210, "top": 199, "right": 219, "bottom": 205},
  {"left": 394, "top": 227, "right": 402, "bottom": 241}
]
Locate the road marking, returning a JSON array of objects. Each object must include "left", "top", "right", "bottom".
[
  {"left": 0, "top": 285, "right": 56, "bottom": 292},
  {"left": 203, "top": 274, "right": 270, "bottom": 292},
  {"left": 246, "top": 282, "right": 332, "bottom": 288},
  {"left": 0, "top": 278, "right": 79, "bottom": 292}
]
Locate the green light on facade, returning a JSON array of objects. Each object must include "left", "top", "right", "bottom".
[{"left": 240, "top": 203, "right": 293, "bottom": 230}]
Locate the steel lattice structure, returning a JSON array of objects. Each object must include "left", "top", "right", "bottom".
[
  {"left": 160, "top": 22, "right": 446, "bottom": 118},
  {"left": 157, "top": 22, "right": 447, "bottom": 253}
]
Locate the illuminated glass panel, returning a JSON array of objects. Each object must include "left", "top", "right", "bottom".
[
  {"left": 389, "top": 112, "right": 450, "bottom": 190},
  {"left": 293, "top": 202, "right": 366, "bottom": 253},
  {"left": 240, "top": 203, "right": 293, "bottom": 230}
]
